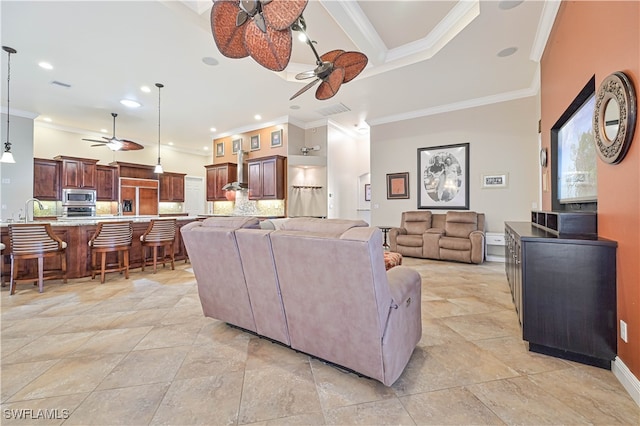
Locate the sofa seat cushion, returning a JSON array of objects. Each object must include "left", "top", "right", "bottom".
[
  {"left": 396, "top": 234, "right": 424, "bottom": 247},
  {"left": 439, "top": 236, "right": 471, "bottom": 251},
  {"left": 383, "top": 252, "right": 402, "bottom": 270}
]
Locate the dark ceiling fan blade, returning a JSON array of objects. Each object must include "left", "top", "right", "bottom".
[
  {"left": 316, "top": 67, "right": 345, "bottom": 100},
  {"left": 82, "top": 138, "right": 108, "bottom": 144},
  {"left": 334, "top": 51, "right": 368, "bottom": 83},
  {"left": 263, "top": 0, "right": 308, "bottom": 31},
  {"left": 211, "top": 0, "right": 250, "bottom": 59},
  {"left": 244, "top": 22, "right": 292, "bottom": 71},
  {"left": 290, "top": 78, "right": 320, "bottom": 100},
  {"left": 295, "top": 70, "right": 317, "bottom": 80},
  {"left": 119, "top": 139, "right": 144, "bottom": 151},
  {"left": 320, "top": 49, "right": 345, "bottom": 64}
]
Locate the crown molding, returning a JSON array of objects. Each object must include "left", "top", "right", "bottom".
[
  {"left": 530, "top": 0, "right": 561, "bottom": 62},
  {"left": 0, "top": 107, "right": 39, "bottom": 120}
]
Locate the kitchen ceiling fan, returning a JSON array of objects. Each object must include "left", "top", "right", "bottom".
[{"left": 82, "top": 113, "right": 144, "bottom": 151}]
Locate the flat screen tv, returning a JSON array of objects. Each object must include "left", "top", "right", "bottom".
[{"left": 551, "top": 77, "right": 598, "bottom": 208}]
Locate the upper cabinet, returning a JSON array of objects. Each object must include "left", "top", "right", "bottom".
[
  {"left": 247, "top": 155, "right": 285, "bottom": 200},
  {"left": 33, "top": 158, "right": 61, "bottom": 200},
  {"left": 159, "top": 172, "right": 186, "bottom": 202},
  {"left": 205, "top": 163, "right": 237, "bottom": 201},
  {"left": 96, "top": 165, "right": 118, "bottom": 201},
  {"left": 54, "top": 156, "right": 98, "bottom": 189}
]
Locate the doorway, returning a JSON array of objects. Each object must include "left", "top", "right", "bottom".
[{"left": 184, "top": 176, "right": 205, "bottom": 216}]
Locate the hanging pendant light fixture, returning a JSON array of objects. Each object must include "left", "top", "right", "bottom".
[
  {"left": 153, "top": 83, "right": 164, "bottom": 174},
  {"left": 1, "top": 46, "right": 17, "bottom": 164}
]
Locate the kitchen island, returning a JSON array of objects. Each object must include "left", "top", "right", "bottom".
[{"left": 1, "top": 216, "right": 199, "bottom": 281}]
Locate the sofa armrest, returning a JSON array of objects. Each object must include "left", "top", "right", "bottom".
[
  {"left": 388, "top": 227, "right": 405, "bottom": 252},
  {"left": 423, "top": 228, "right": 444, "bottom": 259},
  {"left": 386, "top": 266, "right": 421, "bottom": 305},
  {"left": 469, "top": 230, "right": 485, "bottom": 264}
]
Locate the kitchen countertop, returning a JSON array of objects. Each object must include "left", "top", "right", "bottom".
[{"left": 1, "top": 215, "right": 200, "bottom": 227}]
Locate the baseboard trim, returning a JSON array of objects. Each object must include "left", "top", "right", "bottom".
[
  {"left": 486, "top": 255, "right": 505, "bottom": 262},
  {"left": 612, "top": 356, "right": 640, "bottom": 407}
]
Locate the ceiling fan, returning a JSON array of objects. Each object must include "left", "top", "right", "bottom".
[{"left": 82, "top": 113, "right": 144, "bottom": 151}]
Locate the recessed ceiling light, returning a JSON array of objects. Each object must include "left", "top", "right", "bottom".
[
  {"left": 290, "top": 105, "right": 300, "bottom": 110},
  {"left": 254, "top": 114, "right": 262, "bottom": 120},
  {"left": 497, "top": 47, "right": 518, "bottom": 57},
  {"left": 498, "top": 0, "right": 524, "bottom": 10},
  {"left": 38, "top": 62, "right": 53, "bottom": 70},
  {"left": 203, "top": 146, "right": 209, "bottom": 151},
  {"left": 210, "top": 127, "right": 217, "bottom": 132},
  {"left": 100, "top": 128, "right": 108, "bottom": 133},
  {"left": 42, "top": 117, "right": 52, "bottom": 122},
  {"left": 140, "top": 86, "right": 151, "bottom": 93},
  {"left": 202, "top": 57, "right": 219, "bottom": 66},
  {"left": 168, "top": 142, "right": 174, "bottom": 146},
  {"left": 120, "top": 99, "right": 141, "bottom": 108}
]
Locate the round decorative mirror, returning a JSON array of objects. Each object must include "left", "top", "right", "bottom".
[{"left": 593, "top": 71, "right": 637, "bottom": 164}]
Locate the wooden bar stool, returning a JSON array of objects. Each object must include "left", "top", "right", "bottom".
[
  {"left": 88, "top": 221, "right": 133, "bottom": 284},
  {"left": 140, "top": 219, "right": 176, "bottom": 273},
  {"left": 8, "top": 223, "right": 67, "bottom": 295}
]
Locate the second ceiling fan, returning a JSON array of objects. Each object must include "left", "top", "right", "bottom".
[{"left": 82, "top": 113, "right": 144, "bottom": 151}]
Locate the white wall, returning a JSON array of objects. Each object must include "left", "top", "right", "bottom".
[
  {"left": 0, "top": 113, "right": 35, "bottom": 221},
  {"left": 370, "top": 97, "right": 539, "bottom": 232}
]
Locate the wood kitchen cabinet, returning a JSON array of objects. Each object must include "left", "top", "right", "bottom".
[
  {"left": 33, "top": 158, "right": 61, "bottom": 200},
  {"left": 96, "top": 165, "right": 118, "bottom": 201},
  {"left": 205, "top": 163, "right": 237, "bottom": 201},
  {"left": 159, "top": 172, "right": 186, "bottom": 202},
  {"left": 247, "top": 155, "right": 285, "bottom": 200},
  {"left": 54, "top": 156, "right": 98, "bottom": 189}
]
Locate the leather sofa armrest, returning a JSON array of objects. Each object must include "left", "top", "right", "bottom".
[
  {"left": 386, "top": 266, "right": 421, "bottom": 305},
  {"left": 469, "top": 230, "right": 485, "bottom": 264},
  {"left": 388, "top": 227, "right": 405, "bottom": 252},
  {"left": 422, "top": 228, "right": 444, "bottom": 259}
]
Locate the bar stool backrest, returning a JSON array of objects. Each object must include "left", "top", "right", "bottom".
[
  {"left": 141, "top": 219, "right": 176, "bottom": 243},
  {"left": 9, "top": 223, "right": 65, "bottom": 254},
  {"left": 89, "top": 221, "right": 133, "bottom": 248}
]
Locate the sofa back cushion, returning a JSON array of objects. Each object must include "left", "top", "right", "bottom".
[
  {"left": 280, "top": 217, "right": 368, "bottom": 236},
  {"left": 270, "top": 226, "right": 390, "bottom": 380},
  {"left": 201, "top": 216, "right": 260, "bottom": 229},
  {"left": 445, "top": 211, "right": 480, "bottom": 238},
  {"left": 402, "top": 211, "right": 432, "bottom": 234}
]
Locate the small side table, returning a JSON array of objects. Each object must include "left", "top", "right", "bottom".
[{"left": 377, "top": 226, "right": 392, "bottom": 250}]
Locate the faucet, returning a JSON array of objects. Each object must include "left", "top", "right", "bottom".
[
  {"left": 116, "top": 201, "right": 123, "bottom": 216},
  {"left": 24, "top": 198, "right": 44, "bottom": 223}
]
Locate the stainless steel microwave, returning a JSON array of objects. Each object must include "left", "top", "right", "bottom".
[{"left": 62, "top": 188, "right": 96, "bottom": 206}]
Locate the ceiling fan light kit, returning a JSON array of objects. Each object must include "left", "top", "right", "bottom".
[
  {"left": 210, "top": 0, "right": 368, "bottom": 101},
  {"left": 1, "top": 46, "right": 18, "bottom": 164},
  {"left": 82, "top": 112, "right": 144, "bottom": 152}
]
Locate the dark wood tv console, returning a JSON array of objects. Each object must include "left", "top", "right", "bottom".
[{"left": 505, "top": 221, "right": 617, "bottom": 369}]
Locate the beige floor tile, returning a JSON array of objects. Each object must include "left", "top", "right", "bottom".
[
  {"left": 9, "top": 353, "right": 125, "bottom": 401},
  {"left": 133, "top": 322, "right": 204, "bottom": 350},
  {"left": 238, "top": 363, "right": 322, "bottom": 424},
  {"left": 96, "top": 346, "right": 190, "bottom": 390},
  {"left": 441, "top": 309, "right": 520, "bottom": 341},
  {"left": 0, "top": 393, "right": 89, "bottom": 426},
  {"left": 64, "top": 383, "right": 170, "bottom": 425},
  {"left": 416, "top": 318, "right": 466, "bottom": 347},
  {"left": 399, "top": 387, "right": 505, "bottom": 425},
  {"left": 194, "top": 319, "right": 252, "bottom": 346},
  {"left": 468, "top": 375, "right": 590, "bottom": 424},
  {"left": 527, "top": 365, "right": 640, "bottom": 424},
  {"left": 323, "top": 397, "right": 415, "bottom": 425},
  {"left": 175, "top": 339, "right": 248, "bottom": 379},
  {"left": 2, "top": 331, "right": 97, "bottom": 364},
  {"left": 422, "top": 299, "right": 470, "bottom": 318},
  {"left": 310, "top": 358, "right": 396, "bottom": 410},
  {"left": 254, "top": 412, "right": 326, "bottom": 425},
  {"left": 51, "top": 312, "right": 125, "bottom": 333},
  {"left": 150, "top": 372, "right": 244, "bottom": 425},
  {"left": 69, "top": 326, "right": 154, "bottom": 357},
  {"left": 245, "top": 337, "right": 309, "bottom": 371},
  {"left": 106, "top": 308, "right": 171, "bottom": 328},
  {"left": 1, "top": 316, "right": 75, "bottom": 340},
  {"left": 1, "top": 359, "right": 58, "bottom": 402}
]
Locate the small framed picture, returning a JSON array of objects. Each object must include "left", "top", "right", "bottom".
[
  {"left": 271, "top": 129, "right": 283, "bottom": 147},
  {"left": 232, "top": 138, "right": 242, "bottom": 154},
  {"left": 481, "top": 173, "right": 508, "bottom": 189},
  {"left": 215, "top": 142, "right": 225, "bottom": 157},
  {"left": 387, "top": 172, "right": 410, "bottom": 199},
  {"left": 364, "top": 184, "right": 371, "bottom": 201},
  {"left": 250, "top": 134, "right": 260, "bottom": 151}
]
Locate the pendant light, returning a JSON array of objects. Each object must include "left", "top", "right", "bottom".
[
  {"left": 1, "top": 46, "right": 17, "bottom": 164},
  {"left": 153, "top": 82, "right": 164, "bottom": 174}
]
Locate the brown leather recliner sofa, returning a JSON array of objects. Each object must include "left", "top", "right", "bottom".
[
  {"left": 181, "top": 217, "right": 422, "bottom": 386},
  {"left": 389, "top": 211, "right": 485, "bottom": 264}
]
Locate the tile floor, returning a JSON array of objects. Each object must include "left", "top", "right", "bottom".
[{"left": 1, "top": 258, "right": 638, "bottom": 425}]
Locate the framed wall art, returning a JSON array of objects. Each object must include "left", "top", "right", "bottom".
[
  {"left": 271, "top": 129, "right": 283, "bottom": 147},
  {"left": 215, "top": 141, "right": 225, "bottom": 157},
  {"left": 386, "top": 172, "right": 409, "bottom": 199},
  {"left": 364, "top": 183, "right": 371, "bottom": 201},
  {"left": 417, "top": 142, "right": 469, "bottom": 209},
  {"left": 250, "top": 134, "right": 260, "bottom": 151},
  {"left": 232, "top": 138, "right": 242, "bottom": 154},
  {"left": 481, "top": 173, "right": 508, "bottom": 189}
]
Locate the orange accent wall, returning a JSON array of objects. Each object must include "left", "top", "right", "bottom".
[{"left": 541, "top": 1, "right": 639, "bottom": 377}]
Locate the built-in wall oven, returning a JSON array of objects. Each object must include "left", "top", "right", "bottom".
[{"left": 62, "top": 188, "right": 96, "bottom": 217}]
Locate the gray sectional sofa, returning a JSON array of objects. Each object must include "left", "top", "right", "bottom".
[{"left": 181, "top": 216, "right": 422, "bottom": 386}]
